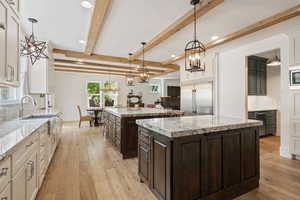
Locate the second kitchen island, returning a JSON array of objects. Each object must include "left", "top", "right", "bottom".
[
  {"left": 136, "top": 115, "right": 262, "bottom": 200},
  {"left": 103, "top": 107, "right": 184, "bottom": 159}
]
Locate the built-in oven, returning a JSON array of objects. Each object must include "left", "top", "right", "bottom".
[{"left": 290, "top": 67, "right": 300, "bottom": 88}]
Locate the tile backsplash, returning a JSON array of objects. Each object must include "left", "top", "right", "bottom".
[{"left": 0, "top": 103, "right": 33, "bottom": 125}]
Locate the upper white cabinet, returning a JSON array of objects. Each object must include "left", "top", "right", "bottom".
[
  {"left": 29, "top": 42, "right": 54, "bottom": 94},
  {"left": 6, "top": 0, "right": 19, "bottom": 16},
  {"left": 0, "top": 0, "right": 20, "bottom": 88},
  {"left": 291, "top": 35, "right": 300, "bottom": 66}
]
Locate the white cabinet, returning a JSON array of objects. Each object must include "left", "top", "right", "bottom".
[
  {"left": 0, "top": 183, "right": 11, "bottom": 200},
  {"left": 29, "top": 42, "right": 54, "bottom": 94},
  {"left": 290, "top": 90, "right": 300, "bottom": 157},
  {"left": 26, "top": 153, "right": 38, "bottom": 200},
  {"left": 0, "top": 0, "right": 7, "bottom": 85},
  {"left": 6, "top": 0, "right": 19, "bottom": 16},
  {"left": 0, "top": 0, "right": 19, "bottom": 88},
  {"left": 291, "top": 35, "right": 300, "bottom": 66},
  {"left": 12, "top": 165, "right": 26, "bottom": 200}
]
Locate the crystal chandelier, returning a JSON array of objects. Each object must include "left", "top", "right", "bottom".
[
  {"left": 20, "top": 18, "right": 48, "bottom": 65},
  {"left": 138, "top": 42, "right": 149, "bottom": 83},
  {"left": 126, "top": 53, "right": 135, "bottom": 86},
  {"left": 185, "top": 0, "right": 206, "bottom": 72}
]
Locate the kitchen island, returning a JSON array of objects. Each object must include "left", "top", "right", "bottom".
[
  {"left": 136, "top": 115, "right": 262, "bottom": 200},
  {"left": 103, "top": 107, "right": 184, "bottom": 159}
]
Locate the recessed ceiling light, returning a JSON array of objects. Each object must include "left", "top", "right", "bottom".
[
  {"left": 211, "top": 35, "right": 219, "bottom": 40},
  {"left": 171, "top": 55, "right": 176, "bottom": 58},
  {"left": 81, "top": 1, "right": 93, "bottom": 9},
  {"left": 79, "top": 40, "right": 86, "bottom": 44}
]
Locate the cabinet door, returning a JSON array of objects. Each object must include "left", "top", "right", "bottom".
[
  {"left": 26, "top": 153, "right": 38, "bottom": 200},
  {"left": 6, "top": 9, "right": 19, "bottom": 85},
  {"left": 0, "top": 183, "right": 11, "bottom": 200},
  {"left": 0, "top": 0, "right": 7, "bottom": 84},
  {"left": 293, "top": 36, "right": 300, "bottom": 65},
  {"left": 248, "top": 58, "right": 257, "bottom": 95},
  {"left": 138, "top": 144, "right": 151, "bottom": 183},
  {"left": 12, "top": 165, "right": 26, "bottom": 200}
]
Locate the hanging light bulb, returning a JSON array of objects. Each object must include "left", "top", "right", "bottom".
[
  {"left": 20, "top": 18, "right": 48, "bottom": 65},
  {"left": 184, "top": 0, "right": 206, "bottom": 72},
  {"left": 138, "top": 42, "right": 149, "bottom": 83},
  {"left": 126, "top": 53, "right": 135, "bottom": 86}
]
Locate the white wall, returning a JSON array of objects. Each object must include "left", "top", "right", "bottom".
[
  {"left": 179, "top": 16, "right": 300, "bottom": 159},
  {"left": 53, "top": 72, "right": 162, "bottom": 121}
]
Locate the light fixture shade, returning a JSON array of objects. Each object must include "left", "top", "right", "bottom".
[
  {"left": 185, "top": 40, "right": 206, "bottom": 72},
  {"left": 20, "top": 18, "right": 48, "bottom": 65},
  {"left": 138, "top": 42, "right": 149, "bottom": 83},
  {"left": 184, "top": 0, "right": 206, "bottom": 73}
]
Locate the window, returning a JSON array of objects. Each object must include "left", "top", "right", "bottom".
[
  {"left": 87, "top": 81, "right": 102, "bottom": 108},
  {"left": 150, "top": 84, "right": 160, "bottom": 94},
  {"left": 86, "top": 80, "right": 119, "bottom": 108}
]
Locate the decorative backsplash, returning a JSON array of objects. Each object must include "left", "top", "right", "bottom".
[{"left": 0, "top": 103, "right": 33, "bottom": 125}]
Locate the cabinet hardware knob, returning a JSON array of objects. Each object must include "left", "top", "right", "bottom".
[
  {"left": 0, "top": 168, "right": 8, "bottom": 177},
  {"left": 0, "top": 24, "right": 5, "bottom": 30}
]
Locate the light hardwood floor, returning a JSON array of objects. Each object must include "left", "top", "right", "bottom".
[{"left": 36, "top": 123, "right": 300, "bottom": 200}]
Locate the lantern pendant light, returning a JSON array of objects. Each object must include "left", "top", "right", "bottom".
[
  {"left": 126, "top": 53, "right": 135, "bottom": 86},
  {"left": 185, "top": 0, "right": 206, "bottom": 72},
  {"left": 20, "top": 18, "right": 48, "bottom": 65},
  {"left": 138, "top": 42, "right": 149, "bottom": 83}
]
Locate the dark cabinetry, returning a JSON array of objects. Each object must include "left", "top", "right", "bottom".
[
  {"left": 248, "top": 56, "right": 267, "bottom": 96},
  {"left": 248, "top": 110, "right": 277, "bottom": 137},
  {"left": 138, "top": 127, "right": 260, "bottom": 200}
]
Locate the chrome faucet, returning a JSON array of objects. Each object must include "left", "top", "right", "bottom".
[{"left": 19, "top": 95, "right": 37, "bottom": 118}]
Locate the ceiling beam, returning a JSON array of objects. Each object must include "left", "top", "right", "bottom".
[
  {"left": 54, "top": 69, "right": 136, "bottom": 77},
  {"left": 163, "top": 4, "right": 300, "bottom": 64},
  {"left": 131, "top": 0, "right": 224, "bottom": 60},
  {"left": 53, "top": 48, "right": 179, "bottom": 70},
  {"left": 54, "top": 64, "right": 157, "bottom": 75},
  {"left": 54, "top": 59, "right": 165, "bottom": 73},
  {"left": 85, "top": 0, "right": 112, "bottom": 54}
]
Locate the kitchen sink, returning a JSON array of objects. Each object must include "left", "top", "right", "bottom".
[{"left": 21, "top": 114, "right": 57, "bottom": 120}]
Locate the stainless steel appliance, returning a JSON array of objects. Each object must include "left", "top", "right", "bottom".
[
  {"left": 181, "top": 82, "right": 213, "bottom": 115},
  {"left": 290, "top": 66, "right": 300, "bottom": 88}
]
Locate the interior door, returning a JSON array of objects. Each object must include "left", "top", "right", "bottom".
[{"left": 0, "top": 0, "right": 7, "bottom": 83}]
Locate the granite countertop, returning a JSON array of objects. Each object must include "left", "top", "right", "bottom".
[
  {"left": 0, "top": 109, "right": 61, "bottom": 159},
  {"left": 104, "top": 107, "right": 184, "bottom": 118},
  {"left": 248, "top": 108, "right": 277, "bottom": 112},
  {"left": 136, "top": 115, "right": 263, "bottom": 138}
]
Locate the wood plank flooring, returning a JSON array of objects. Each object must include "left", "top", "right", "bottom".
[{"left": 36, "top": 123, "right": 300, "bottom": 200}]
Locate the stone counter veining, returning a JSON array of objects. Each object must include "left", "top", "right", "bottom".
[
  {"left": 0, "top": 109, "right": 61, "bottom": 159},
  {"left": 136, "top": 115, "right": 262, "bottom": 138},
  {"left": 104, "top": 107, "right": 184, "bottom": 118}
]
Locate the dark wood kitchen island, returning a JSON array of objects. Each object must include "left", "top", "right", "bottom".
[
  {"left": 136, "top": 115, "right": 262, "bottom": 200},
  {"left": 103, "top": 107, "right": 184, "bottom": 159}
]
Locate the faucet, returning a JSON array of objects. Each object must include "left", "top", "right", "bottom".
[{"left": 19, "top": 95, "right": 37, "bottom": 118}]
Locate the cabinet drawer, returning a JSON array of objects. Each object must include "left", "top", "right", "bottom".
[
  {"left": 0, "top": 157, "right": 11, "bottom": 192},
  {"left": 12, "top": 134, "right": 39, "bottom": 176},
  {"left": 139, "top": 129, "right": 151, "bottom": 145},
  {"left": 0, "top": 182, "right": 11, "bottom": 200}
]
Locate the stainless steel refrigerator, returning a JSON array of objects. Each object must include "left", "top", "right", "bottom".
[{"left": 181, "top": 82, "right": 213, "bottom": 115}]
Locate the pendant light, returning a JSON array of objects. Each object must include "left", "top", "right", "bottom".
[
  {"left": 267, "top": 50, "right": 281, "bottom": 66},
  {"left": 138, "top": 42, "right": 149, "bottom": 83},
  {"left": 185, "top": 0, "right": 206, "bottom": 72},
  {"left": 20, "top": 18, "right": 48, "bottom": 65},
  {"left": 126, "top": 53, "right": 135, "bottom": 86}
]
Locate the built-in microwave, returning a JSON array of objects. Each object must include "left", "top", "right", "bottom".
[{"left": 290, "top": 67, "right": 300, "bottom": 88}]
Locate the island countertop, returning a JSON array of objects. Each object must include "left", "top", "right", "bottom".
[
  {"left": 136, "top": 115, "right": 262, "bottom": 138},
  {"left": 104, "top": 107, "right": 184, "bottom": 118}
]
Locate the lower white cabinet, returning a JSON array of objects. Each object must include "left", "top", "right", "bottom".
[
  {"left": 12, "top": 165, "right": 26, "bottom": 200},
  {"left": 1, "top": 122, "right": 59, "bottom": 200},
  {"left": 26, "top": 153, "right": 38, "bottom": 200}
]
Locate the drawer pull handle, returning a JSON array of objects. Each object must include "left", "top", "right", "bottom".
[
  {"left": 26, "top": 141, "right": 34, "bottom": 147},
  {"left": 0, "top": 24, "right": 5, "bottom": 30},
  {"left": 7, "top": 0, "right": 15, "bottom": 5},
  {"left": 1, "top": 197, "right": 8, "bottom": 200},
  {"left": 0, "top": 168, "right": 8, "bottom": 177}
]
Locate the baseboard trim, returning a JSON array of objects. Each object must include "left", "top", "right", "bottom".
[{"left": 280, "top": 146, "right": 293, "bottom": 159}]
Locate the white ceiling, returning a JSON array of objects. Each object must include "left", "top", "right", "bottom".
[{"left": 20, "top": 0, "right": 300, "bottom": 71}]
